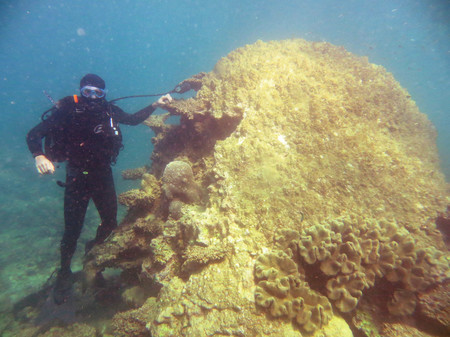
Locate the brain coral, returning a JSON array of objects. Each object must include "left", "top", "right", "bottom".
[{"left": 162, "top": 160, "right": 201, "bottom": 204}]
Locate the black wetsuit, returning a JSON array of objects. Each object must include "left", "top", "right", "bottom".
[{"left": 26, "top": 95, "right": 154, "bottom": 273}]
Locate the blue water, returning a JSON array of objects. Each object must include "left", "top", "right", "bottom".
[{"left": 0, "top": 0, "right": 448, "bottom": 310}]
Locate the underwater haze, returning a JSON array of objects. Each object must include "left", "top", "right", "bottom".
[{"left": 0, "top": 0, "right": 449, "bottom": 327}]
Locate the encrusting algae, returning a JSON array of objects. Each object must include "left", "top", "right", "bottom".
[{"left": 6, "top": 39, "right": 450, "bottom": 337}]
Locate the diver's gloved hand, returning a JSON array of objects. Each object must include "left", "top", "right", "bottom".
[
  {"left": 35, "top": 155, "right": 55, "bottom": 175},
  {"left": 152, "top": 94, "right": 173, "bottom": 109}
]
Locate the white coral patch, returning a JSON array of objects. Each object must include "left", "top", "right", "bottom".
[
  {"left": 259, "top": 78, "right": 275, "bottom": 88},
  {"left": 277, "top": 134, "right": 290, "bottom": 149}
]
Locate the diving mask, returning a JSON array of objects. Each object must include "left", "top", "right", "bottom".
[{"left": 80, "top": 85, "right": 106, "bottom": 99}]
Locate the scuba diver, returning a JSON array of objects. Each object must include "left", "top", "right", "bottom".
[{"left": 26, "top": 74, "right": 173, "bottom": 305}]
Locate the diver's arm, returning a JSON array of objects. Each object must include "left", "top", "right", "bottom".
[
  {"left": 113, "top": 105, "right": 155, "bottom": 126},
  {"left": 26, "top": 122, "right": 48, "bottom": 158},
  {"left": 114, "top": 94, "right": 173, "bottom": 125},
  {"left": 113, "top": 105, "right": 156, "bottom": 125},
  {"left": 26, "top": 105, "right": 66, "bottom": 157},
  {"left": 26, "top": 122, "right": 55, "bottom": 174}
]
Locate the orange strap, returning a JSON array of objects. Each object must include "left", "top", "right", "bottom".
[{"left": 73, "top": 95, "right": 79, "bottom": 103}]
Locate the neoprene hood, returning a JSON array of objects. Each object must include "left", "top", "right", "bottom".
[{"left": 80, "top": 74, "right": 106, "bottom": 89}]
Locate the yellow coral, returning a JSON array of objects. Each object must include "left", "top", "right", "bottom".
[
  {"left": 254, "top": 251, "right": 333, "bottom": 332},
  {"left": 283, "top": 216, "right": 449, "bottom": 313},
  {"left": 181, "top": 244, "right": 228, "bottom": 274},
  {"left": 326, "top": 271, "right": 366, "bottom": 313},
  {"left": 118, "top": 173, "right": 162, "bottom": 210},
  {"left": 87, "top": 39, "right": 449, "bottom": 336},
  {"left": 203, "top": 39, "right": 447, "bottom": 229}
]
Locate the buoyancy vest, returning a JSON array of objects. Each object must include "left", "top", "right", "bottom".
[{"left": 43, "top": 95, "right": 123, "bottom": 165}]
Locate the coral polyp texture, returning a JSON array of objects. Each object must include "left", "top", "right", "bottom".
[{"left": 11, "top": 39, "right": 447, "bottom": 336}]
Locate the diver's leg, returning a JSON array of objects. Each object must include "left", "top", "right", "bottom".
[
  {"left": 85, "top": 167, "right": 117, "bottom": 288},
  {"left": 54, "top": 167, "right": 89, "bottom": 304},
  {"left": 61, "top": 168, "right": 89, "bottom": 273},
  {"left": 91, "top": 167, "right": 118, "bottom": 245}
]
